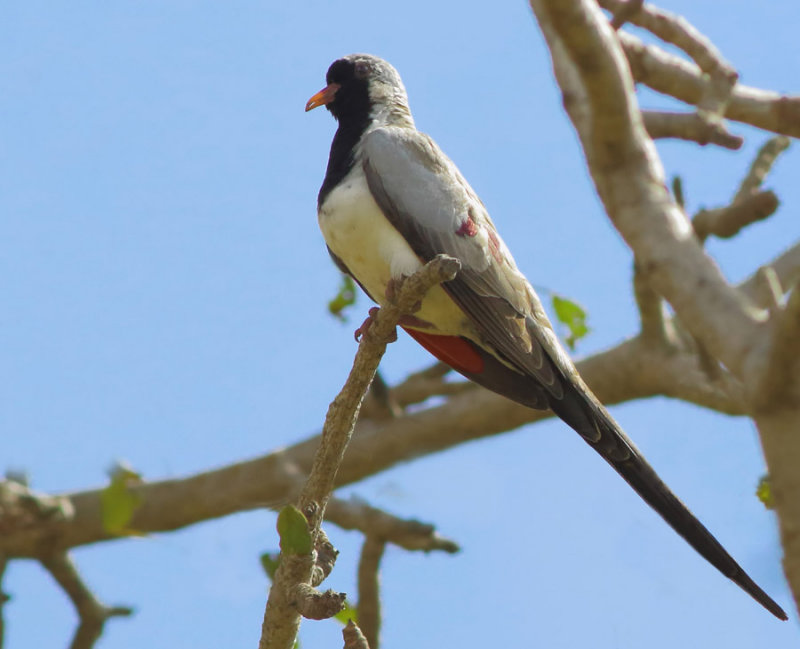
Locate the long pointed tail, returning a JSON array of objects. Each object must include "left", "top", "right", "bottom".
[{"left": 548, "top": 381, "right": 787, "bottom": 621}]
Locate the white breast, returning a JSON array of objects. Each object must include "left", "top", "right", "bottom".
[{"left": 318, "top": 166, "right": 473, "bottom": 336}]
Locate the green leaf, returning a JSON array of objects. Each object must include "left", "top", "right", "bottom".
[
  {"left": 100, "top": 461, "right": 144, "bottom": 535},
  {"left": 333, "top": 600, "right": 358, "bottom": 626},
  {"left": 276, "top": 505, "right": 312, "bottom": 555},
  {"left": 756, "top": 475, "right": 774, "bottom": 509},
  {"left": 551, "top": 294, "right": 590, "bottom": 350},
  {"left": 260, "top": 552, "right": 281, "bottom": 581},
  {"left": 328, "top": 275, "right": 357, "bottom": 322}
]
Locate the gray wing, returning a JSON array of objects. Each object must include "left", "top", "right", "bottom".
[{"left": 360, "top": 126, "right": 568, "bottom": 402}]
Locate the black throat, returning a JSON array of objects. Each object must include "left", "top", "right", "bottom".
[{"left": 317, "top": 85, "right": 372, "bottom": 208}]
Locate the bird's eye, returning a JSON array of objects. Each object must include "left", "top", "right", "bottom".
[{"left": 354, "top": 61, "right": 370, "bottom": 78}]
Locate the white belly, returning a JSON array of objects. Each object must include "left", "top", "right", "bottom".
[{"left": 318, "top": 168, "right": 472, "bottom": 336}]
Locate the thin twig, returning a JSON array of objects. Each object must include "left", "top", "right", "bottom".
[
  {"left": 343, "top": 620, "right": 371, "bottom": 649},
  {"left": 733, "top": 136, "right": 791, "bottom": 204},
  {"left": 693, "top": 136, "right": 789, "bottom": 242},
  {"left": 618, "top": 31, "right": 800, "bottom": 138},
  {"left": 693, "top": 191, "right": 779, "bottom": 241},
  {"left": 325, "top": 497, "right": 459, "bottom": 554},
  {"left": 642, "top": 111, "right": 742, "bottom": 149},
  {"left": 357, "top": 537, "right": 385, "bottom": 649},
  {"left": 259, "top": 256, "right": 460, "bottom": 649},
  {"left": 600, "top": 0, "right": 739, "bottom": 126},
  {"left": 41, "top": 553, "right": 133, "bottom": 649},
  {"left": 600, "top": 0, "right": 728, "bottom": 73},
  {"left": 362, "top": 371, "right": 402, "bottom": 421}
]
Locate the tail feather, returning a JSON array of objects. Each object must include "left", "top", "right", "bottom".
[
  {"left": 404, "top": 329, "right": 787, "bottom": 619},
  {"left": 548, "top": 381, "right": 788, "bottom": 621}
]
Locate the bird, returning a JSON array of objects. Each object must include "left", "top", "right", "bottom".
[{"left": 305, "top": 53, "right": 787, "bottom": 620}]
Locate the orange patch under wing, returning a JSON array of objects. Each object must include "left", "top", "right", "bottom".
[{"left": 402, "top": 328, "right": 485, "bottom": 375}]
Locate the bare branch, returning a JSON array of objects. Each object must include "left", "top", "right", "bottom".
[
  {"left": 601, "top": 0, "right": 739, "bottom": 126},
  {"left": 361, "top": 371, "right": 402, "bottom": 421},
  {"left": 360, "top": 362, "right": 472, "bottom": 420},
  {"left": 357, "top": 536, "right": 385, "bottom": 649},
  {"left": 289, "top": 583, "right": 347, "bottom": 621},
  {"left": 2, "top": 245, "right": 798, "bottom": 564},
  {"left": 608, "top": 0, "right": 642, "bottom": 30},
  {"left": 530, "top": 0, "right": 764, "bottom": 377},
  {"left": 325, "top": 497, "right": 459, "bottom": 554},
  {"left": 312, "top": 528, "right": 338, "bottom": 587},
  {"left": 671, "top": 176, "right": 685, "bottom": 209},
  {"left": 633, "top": 262, "right": 673, "bottom": 347},
  {"left": 260, "top": 256, "right": 460, "bottom": 649},
  {"left": 600, "top": 0, "right": 731, "bottom": 75},
  {"left": 343, "top": 620, "right": 371, "bottom": 649},
  {"left": 642, "top": 111, "right": 742, "bottom": 149},
  {"left": 733, "top": 136, "right": 791, "bottom": 204},
  {"left": 693, "top": 136, "right": 788, "bottom": 242},
  {"left": 740, "top": 243, "right": 800, "bottom": 309},
  {"left": 619, "top": 31, "right": 800, "bottom": 138},
  {"left": 756, "top": 267, "right": 784, "bottom": 313},
  {"left": 693, "top": 191, "right": 779, "bottom": 241},
  {"left": 751, "top": 280, "right": 800, "bottom": 411},
  {"left": 41, "top": 553, "right": 132, "bottom": 649}
]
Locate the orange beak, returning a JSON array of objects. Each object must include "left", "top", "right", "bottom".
[{"left": 305, "top": 83, "right": 341, "bottom": 112}]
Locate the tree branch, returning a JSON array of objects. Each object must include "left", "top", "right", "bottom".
[
  {"left": 357, "top": 536, "right": 385, "bottom": 649},
  {"left": 259, "top": 256, "right": 460, "bottom": 649},
  {"left": 530, "top": 0, "right": 765, "bottom": 377},
  {"left": 325, "top": 497, "right": 459, "bottom": 554},
  {"left": 693, "top": 191, "right": 779, "bottom": 241},
  {"left": 41, "top": 553, "right": 133, "bottom": 649},
  {"left": 343, "top": 620, "right": 371, "bottom": 649},
  {"left": 619, "top": 31, "right": 800, "bottom": 138},
  {"left": 751, "top": 279, "right": 800, "bottom": 411},
  {"left": 1, "top": 250, "right": 798, "bottom": 560},
  {"left": 642, "top": 111, "right": 742, "bottom": 149},
  {"left": 733, "top": 136, "right": 792, "bottom": 204}
]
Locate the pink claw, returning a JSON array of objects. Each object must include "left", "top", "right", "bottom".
[{"left": 354, "top": 307, "right": 381, "bottom": 342}]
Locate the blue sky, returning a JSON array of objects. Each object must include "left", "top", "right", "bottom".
[{"left": 1, "top": 1, "right": 798, "bottom": 647}]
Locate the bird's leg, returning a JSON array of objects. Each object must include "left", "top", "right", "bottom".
[
  {"left": 354, "top": 307, "right": 398, "bottom": 343},
  {"left": 386, "top": 276, "right": 423, "bottom": 313}
]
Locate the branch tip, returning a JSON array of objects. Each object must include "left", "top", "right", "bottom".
[{"left": 343, "top": 620, "right": 371, "bottom": 649}]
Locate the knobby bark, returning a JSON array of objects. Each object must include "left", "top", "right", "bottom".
[{"left": 529, "top": 0, "right": 800, "bottom": 614}]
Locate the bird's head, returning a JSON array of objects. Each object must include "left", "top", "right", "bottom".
[{"left": 305, "top": 54, "right": 414, "bottom": 129}]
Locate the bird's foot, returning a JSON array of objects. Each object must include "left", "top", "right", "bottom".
[
  {"left": 385, "top": 276, "right": 422, "bottom": 313},
  {"left": 385, "top": 277, "right": 401, "bottom": 302},
  {"left": 353, "top": 307, "right": 398, "bottom": 343}
]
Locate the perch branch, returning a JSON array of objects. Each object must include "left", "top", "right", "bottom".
[{"left": 259, "top": 256, "right": 460, "bottom": 649}]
